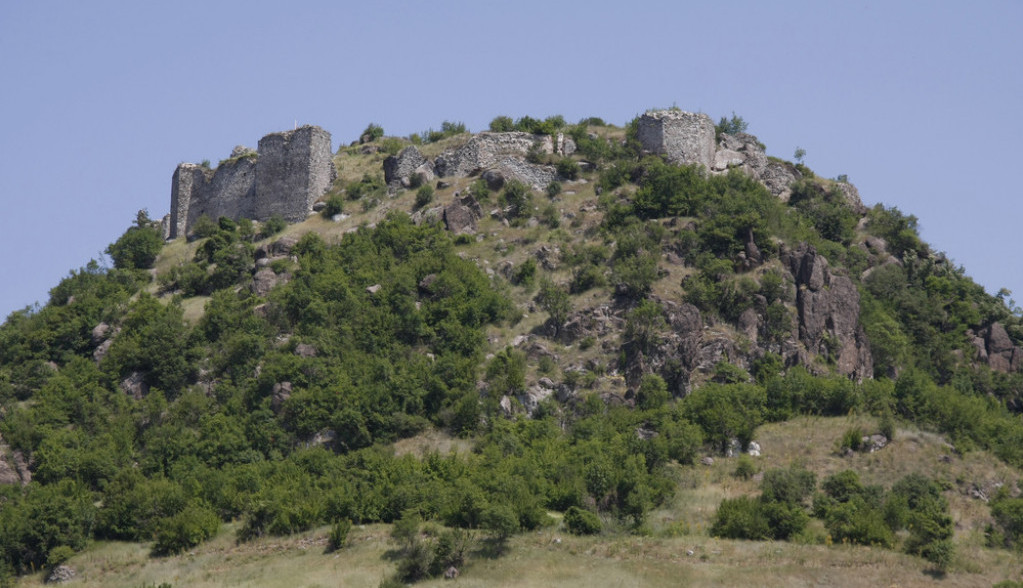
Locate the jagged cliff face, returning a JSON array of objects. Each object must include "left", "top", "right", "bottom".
[{"left": 168, "top": 126, "right": 335, "bottom": 239}]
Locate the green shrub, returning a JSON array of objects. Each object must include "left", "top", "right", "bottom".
[
  {"left": 711, "top": 496, "right": 769, "bottom": 540},
  {"left": 540, "top": 203, "right": 560, "bottom": 228},
  {"left": 636, "top": 374, "right": 670, "bottom": 410},
  {"left": 259, "top": 214, "right": 287, "bottom": 238},
  {"left": 715, "top": 112, "right": 749, "bottom": 136},
  {"left": 380, "top": 137, "right": 403, "bottom": 156},
  {"left": 152, "top": 503, "right": 220, "bottom": 556},
  {"left": 512, "top": 258, "right": 536, "bottom": 287},
  {"left": 415, "top": 184, "right": 435, "bottom": 209},
  {"left": 361, "top": 123, "right": 384, "bottom": 142},
  {"left": 489, "top": 115, "right": 515, "bottom": 132},
  {"left": 839, "top": 427, "right": 864, "bottom": 452},
  {"left": 570, "top": 264, "right": 606, "bottom": 294},
  {"left": 546, "top": 181, "right": 563, "bottom": 198},
  {"left": 322, "top": 194, "right": 344, "bottom": 218},
  {"left": 733, "top": 455, "right": 756, "bottom": 480},
  {"left": 822, "top": 498, "right": 894, "bottom": 547},
  {"left": 500, "top": 180, "right": 532, "bottom": 219},
  {"left": 469, "top": 178, "right": 490, "bottom": 201},
  {"left": 328, "top": 519, "right": 352, "bottom": 552},
  {"left": 564, "top": 506, "right": 601, "bottom": 535},
  {"left": 46, "top": 545, "right": 75, "bottom": 568},
  {"left": 760, "top": 466, "right": 816, "bottom": 506},
  {"left": 107, "top": 224, "right": 163, "bottom": 270},
  {"left": 556, "top": 158, "right": 580, "bottom": 180},
  {"left": 346, "top": 173, "right": 386, "bottom": 200}
]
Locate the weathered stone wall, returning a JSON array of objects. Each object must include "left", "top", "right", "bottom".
[
  {"left": 169, "top": 164, "right": 211, "bottom": 239},
  {"left": 185, "top": 156, "right": 258, "bottom": 234},
  {"left": 169, "top": 126, "right": 335, "bottom": 238},
  {"left": 636, "top": 110, "right": 716, "bottom": 168},
  {"left": 254, "top": 126, "right": 336, "bottom": 222}
]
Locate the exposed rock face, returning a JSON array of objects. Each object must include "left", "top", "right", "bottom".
[
  {"left": 977, "top": 322, "right": 1023, "bottom": 372},
  {"left": 121, "top": 371, "right": 150, "bottom": 399},
  {"left": 170, "top": 126, "right": 335, "bottom": 238},
  {"left": 0, "top": 435, "right": 30, "bottom": 486},
  {"left": 252, "top": 267, "right": 280, "bottom": 296},
  {"left": 784, "top": 244, "right": 873, "bottom": 380},
  {"left": 46, "top": 564, "right": 76, "bottom": 584},
  {"left": 636, "top": 110, "right": 716, "bottom": 168},
  {"left": 271, "top": 381, "right": 292, "bottom": 412},
  {"left": 715, "top": 132, "right": 768, "bottom": 175},
  {"left": 443, "top": 195, "right": 483, "bottom": 235},
  {"left": 91, "top": 322, "right": 111, "bottom": 345},
  {"left": 715, "top": 132, "right": 802, "bottom": 200}
]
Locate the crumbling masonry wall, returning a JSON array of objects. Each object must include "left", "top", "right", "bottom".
[
  {"left": 636, "top": 110, "right": 716, "bottom": 169},
  {"left": 169, "top": 126, "right": 335, "bottom": 239}
]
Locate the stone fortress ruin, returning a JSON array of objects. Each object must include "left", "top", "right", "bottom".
[
  {"left": 168, "top": 125, "right": 335, "bottom": 239},
  {"left": 166, "top": 110, "right": 864, "bottom": 239}
]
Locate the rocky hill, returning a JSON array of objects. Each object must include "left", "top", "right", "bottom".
[{"left": 1, "top": 109, "right": 1023, "bottom": 587}]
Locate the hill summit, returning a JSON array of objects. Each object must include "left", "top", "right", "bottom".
[{"left": 1, "top": 108, "right": 1022, "bottom": 587}]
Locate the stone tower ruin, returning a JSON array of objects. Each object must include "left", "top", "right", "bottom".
[
  {"left": 169, "top": 125, "right": 335, "bottom": 239},
  {"left": 635, "top": 110, "right": 716, "bottom": 168}
]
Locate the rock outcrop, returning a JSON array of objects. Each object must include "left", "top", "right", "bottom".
[
  {"left": 973, "top": 322, "right": 1023, "bottom": 373},
  {"left": 443, "top": 195, "right": 483, "bottom": 235},
  {"left": 784, "top": 244, "right": 873, "bottom": 380},
  {"left": 170, "top": 126, "right": 335, "bottom": 239},
  {"left": 0, "top": 435, "right": 30, "bottom": 486}
]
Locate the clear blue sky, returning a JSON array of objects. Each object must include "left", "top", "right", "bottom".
[{"left": 1, "top": 1, "right": 1021, "bottom": 318}]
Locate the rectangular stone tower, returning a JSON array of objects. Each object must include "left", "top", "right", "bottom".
[
  {"left": 636, "top": 110, "right": 716, "bottom": 169},
  {"left": 254, "top": 126, "right": 336, "bottom": 223}
]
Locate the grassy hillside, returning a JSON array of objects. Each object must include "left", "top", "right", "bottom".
[
  {"left": 13, "top": 418, "right": 1023, "bottom": 587},
  {"left": 2, "top": 113, "right": 1023, "bottom": 587}
]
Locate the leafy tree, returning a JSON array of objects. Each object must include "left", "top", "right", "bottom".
[
  {"left": 107, "top": 222, "right": 163, "bottom": 270},
  {"left": 537, "top": 278, "right": 570, "bottom": 334},
  {"left": 489, "top": 115, "right": 515, "bottom": 132},
  {"left": 685, "top": 383, "right": 766, "bottom": 451}
]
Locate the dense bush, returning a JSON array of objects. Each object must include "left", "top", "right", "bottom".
[
  {"left": 564, "top": 506, "right": 601, "bottom": 535},
  {"left": 321, "top": 194, "right": 344, "bottom": 218},
  {"left": 106, "top": 213, "right": 163, "bottom": 270},
  {"left": 151, "top": 503, "right": 220, "bottom": 556},
  {"left": 414, "top": 184, "right": 435, "bottom": 209}
]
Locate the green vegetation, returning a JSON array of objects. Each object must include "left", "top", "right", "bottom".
[
  {"left": 106, "top": 210, "right": 163, "bottom": 270},
  {"left": 715, "top": 112, "right": 749, "bottom": 137},
  {"left": 1, "top": 109, "right": 1022, "bottom": 586}
]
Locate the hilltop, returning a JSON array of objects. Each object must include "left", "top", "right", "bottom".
[{"left": 1, "top": 110, "right": 1022, "bottom": 587}]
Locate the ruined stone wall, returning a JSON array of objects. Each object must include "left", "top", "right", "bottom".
[
  {"left": 636, "top": 110, "right": 716, "bottom": 168},
  {"left": 169, "top": 164, "right": 211, "bottom": 239},
  {"left": 169, "top": 126, "right": 334, "bottom": 238},
  {"left": 190, "top": 157, "right": 258, "bottom": 230},
  {"left": 254, "top": 126, "right": 336, "bottom": 223}
]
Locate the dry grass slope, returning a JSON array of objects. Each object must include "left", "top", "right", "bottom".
[{"left": 18, "top": 418, "right": 1023, "bottom": 588}]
